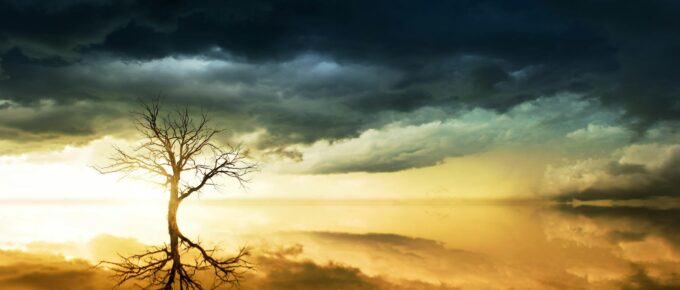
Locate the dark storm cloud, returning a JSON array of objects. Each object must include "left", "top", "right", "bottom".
[
  {"left": 0, "top": 53, "right": 388, "bottom": 152},
  {"left": 0, "top": 0, "right": 190, "bottom": 59},
  {"left": 81, "top": 0, "right": 623, "bottom": 114},
  {"left": 606, "top": 161, "right": 648, "bottom": 176},
  {"left": 3, "top": 105, "right": 99, "bottom": 135},
  {"left": 550, "top": 0, "right": 680, "bottom": 130},
  {"left": 1, "top": 0, "right": 680, "bottom": 171}
]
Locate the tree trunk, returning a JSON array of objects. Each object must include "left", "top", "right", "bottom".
[{"left": 166, "top": 179, "right": 181, "bottom": 289}]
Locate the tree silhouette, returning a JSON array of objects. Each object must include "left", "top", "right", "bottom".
[{"left": 96, "top": 99, "right": 256, "bottom": 290}]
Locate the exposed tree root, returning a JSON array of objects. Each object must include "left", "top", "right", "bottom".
[{"left": 99, "top": 234, "right": 250, "bottom": 290}]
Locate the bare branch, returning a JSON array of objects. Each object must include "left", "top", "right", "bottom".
[
  {"left": 180, "top": 145, "right": 257, "bottom": 201},
  {"left": 98, "top": 239, "right": 250, "bottom": 290}
]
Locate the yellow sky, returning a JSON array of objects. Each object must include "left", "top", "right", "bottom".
[{"left": 0, "top": 136, "right": 558, "bottom": 201}]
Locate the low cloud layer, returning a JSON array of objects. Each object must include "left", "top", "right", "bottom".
[
  {"left": 547, "top": 143, "right": 680, "bottom": 200},
  {"left": 269, "top": 94, "right": 629, "bottom": 173}
]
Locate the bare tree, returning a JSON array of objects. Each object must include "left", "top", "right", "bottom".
[{"left": 96, "top": 99, "right": 256, "bottom": 290}]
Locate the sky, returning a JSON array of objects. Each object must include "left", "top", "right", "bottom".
[
  {"left": 3, "top": 3, "right": 680, "bottom": 289},
  {"left": 1, "top": 0, "right": 680, "bottom": 201}
]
